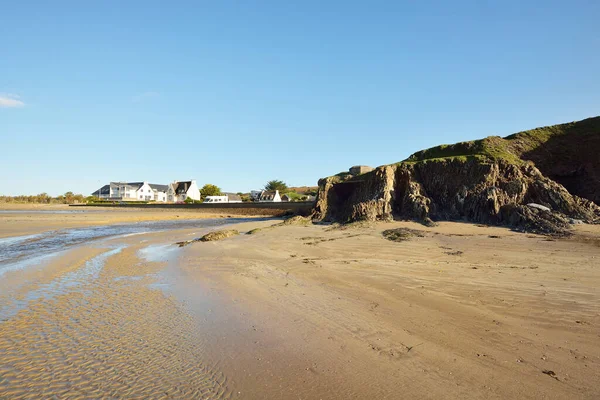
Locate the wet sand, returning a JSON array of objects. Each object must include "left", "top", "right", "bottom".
[
  {"left": 0, "top": 204, "right": 265, "bottom": 238},
  {"left": 1, "top": 218, "right": 599, "bottom": 399}
]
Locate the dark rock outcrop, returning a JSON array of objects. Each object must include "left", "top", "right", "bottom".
[{"left": 313, "top": 159, "right": 600, "bottom": 235}]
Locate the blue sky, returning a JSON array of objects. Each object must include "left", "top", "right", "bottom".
[{"left": 1, "top": 1, "right": 599, "bottom": 196}]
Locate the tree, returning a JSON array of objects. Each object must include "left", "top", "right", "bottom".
[
  {"left": 36, "top": 193, "right": 51, "bottom": 204},
  {"left": 200, "top": 184, "right": 222, "bottom": 198},
  {"left": 264, "top": 180, "right": 288, "bottom": 192},
  {"left": 64, "top": 192, "right": 75, "bottom": 204}
]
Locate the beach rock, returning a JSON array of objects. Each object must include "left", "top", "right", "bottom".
[
  {"left": 527, "top": 203, "right": 551, "bottom": 212},
  {"left": 498, "top": 204, "right": 572, "bottom": 236},
  {"left": 382, "top": 228, "right": 425, "bottom": 242},
  {"left": 200, "top": 229, "right": 239, "bottom": 241},
  {"left": 313, "top": 159, "right": 600, "bottom": 235}
]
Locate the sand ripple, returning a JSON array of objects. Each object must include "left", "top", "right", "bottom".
[{"left": 0, "top": 247, "right": 232, "bottom": 399}]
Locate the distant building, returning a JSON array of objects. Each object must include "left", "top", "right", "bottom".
[
  {"left": 259, "top": 190, "right": 281, "bottom": 202},
  {"left": 250, "top": 190, "right": 263, "bottom": 201},
  {"left": 349, "top": 165, "right": 374, "bottom": 175},
  {"left": 223, "top": 193, "right": 243, "bottom": 203},
  {"left": 92, "top": 182, "right": 168, "bottom": 202},
  {"left": 281, "top": 194, "right": 291, "bottom": 202},
  {"left": 167, "top": 180, "right": 200, "bottom": 202},
  {"left": 204, "top": 193, "right": 243, "bottom": 203}
]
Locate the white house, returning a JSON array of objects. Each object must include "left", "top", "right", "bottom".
[
  {"left": 250, "top": 190, "right": 263, "bottom": 201},
  {"left": 135, "top": 182, "right": 169, "bottom": 201},
  {"left": 167, "top": 180, "right": 200, "bottom": 202},
  {"left": 152, "top": 184, "right": 169, "bottom": 202},
  {"left": 259, "top": 190, "right": 281, "bottom": 202},
  {"left": 204, "top": 193, "right": 243, "bottom": 203},
  {"left": 92, "top": 182, "right": 168, "bottom": 202}
]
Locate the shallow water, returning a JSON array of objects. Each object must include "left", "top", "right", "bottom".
[
  {"left": 0, "top": 246, "right": 125, "bottom": 320},
  {"left": 0, "top": 217, "right": 268, "bottom": 398},
  {"left": 0, "top": 217, "right": 258, "bottom": 272}
]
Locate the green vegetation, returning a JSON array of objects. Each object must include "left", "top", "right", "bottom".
[
  {"left": 240, "top": 193, "right": 251, "bottom": 202},
  {"left": 199, "top": 184, "right": 222, "bottom": 200},
  {"left": 265, "top": 180, "right": 288, "bottom": 192},
  {"left": 0, "top": 192, "right": 87, "bottom": 204},
  {"left": 402, "top": 116, "right": 600, "bottom": 165},
  {"left": 404, "top": 136, "right": 522, "bottom": 165},
  {"left": 282, "top": 191, "right": 306, "bottom": 202}
]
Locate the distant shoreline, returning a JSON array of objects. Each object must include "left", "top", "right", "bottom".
[
  {"left": 71, "top": 200, "right": 314, "bottom": 211},
  {"left": 0, "top": 206, "right": 275, "bottom": 239}
]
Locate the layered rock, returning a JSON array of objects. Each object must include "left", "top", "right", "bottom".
[{"left": 313, "top": 158, "right": 600, "bottom": 235}]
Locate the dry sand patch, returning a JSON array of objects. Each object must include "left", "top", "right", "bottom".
[{"left": 176, "top": 220, "right": 600, "bottom": 399}]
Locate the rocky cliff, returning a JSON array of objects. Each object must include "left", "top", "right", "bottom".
[{"left": 313, "top": 117, "right": 600, "bottom": 235}]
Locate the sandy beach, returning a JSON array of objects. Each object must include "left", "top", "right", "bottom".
[{"left": 1, "top": 212, "right": 599, "bottom": 399}]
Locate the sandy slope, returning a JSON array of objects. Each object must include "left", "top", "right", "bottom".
[{"left": 1, "top": 218, "right": 598, "bottom": 399}]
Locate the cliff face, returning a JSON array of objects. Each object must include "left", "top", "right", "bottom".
[
  {"left": 516, "top": 117, "right": 600, "bottom": 205},
  {"left": 313, "top": 117, "right": 600, "bottom": 235}
]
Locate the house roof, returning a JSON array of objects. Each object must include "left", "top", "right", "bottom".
[
  {"left": 149, "top": 184, "right": 168, "bottom": 192},
  {"left": 259, "top": 190, "right": 278, "bottom": 200},
  {"left": 223, "top": 192, "right": 242, "bottom": 201},
  {"left": 93, "top": 182, "right": 169, "bottom": 196},
  {"left": 171, "top": 181, "right": 193, "bottom": 194},
  {"left": 92, "top": 184, "right": 110, "bottom": 196}
]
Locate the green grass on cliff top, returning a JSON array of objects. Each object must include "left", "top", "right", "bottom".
[{"left": 402, "top": 116, "right": 600, "bottom": 165}]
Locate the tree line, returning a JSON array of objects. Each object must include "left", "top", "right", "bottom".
[
  {"left": 0, "top": 192, "right": 88, "bottom": 204},
  {"left": 194, "top": 180, "right": 315, "bottom": 202}
]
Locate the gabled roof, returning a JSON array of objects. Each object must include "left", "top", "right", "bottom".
[
  {"left": 92, "top": 184, "right": 110, "bottom": 196},
  {"left": 149, "top": 183, "right": 168, "bottom": 192},
  {"left": 171, "top": 181, "right": 193, "bottom": 194},
  {"left": 259, "top": 190, "right": 277, "bottom": 200},
  {"left": 223, "top": 192, "right": 242, "bottom": 201}
]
